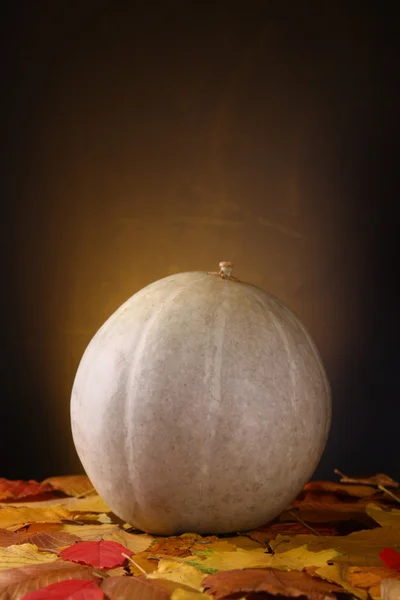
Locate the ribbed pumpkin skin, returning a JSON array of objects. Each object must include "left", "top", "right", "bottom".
[{"left": 71, "top": 272, "right": 331, "bottom": 535}]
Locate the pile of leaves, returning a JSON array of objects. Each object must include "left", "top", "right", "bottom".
[{"left": 1, "top": 470, "right": 400, "bottom": 599}]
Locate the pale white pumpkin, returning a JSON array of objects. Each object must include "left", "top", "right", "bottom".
[{"left": 71, "top": 266, "right": 331, "bottom": 535}]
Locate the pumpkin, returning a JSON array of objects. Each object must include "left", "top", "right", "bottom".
[{"left": 71, "top": 263, "right": 331, "bottom": 535}]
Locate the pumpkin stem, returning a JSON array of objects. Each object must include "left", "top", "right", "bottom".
[{"left": 208, "top": 261, "right": 240, "bottom": 281}]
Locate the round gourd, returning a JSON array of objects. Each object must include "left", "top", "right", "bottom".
[{"left": 71, "top": 263, "right": 331, "bottom": 535}]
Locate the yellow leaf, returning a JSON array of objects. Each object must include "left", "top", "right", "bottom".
[
  {"left": 315, "top": 564, "right": 368, "bottom": 600},
  {"left": 148, "top": 559, "right": 206, "bottom": 590},
  {"left": 171, "top": 589, "right": 211, "bottom": 600},
  {"left": 0, "top": 506, "right": 70, "bottom": 529},
  {"left": 103, "top": 529, "right": 154, "bottom": 553},
  {"left": 0, "top": 544, "right": 58, "bottom": 570},
  {"left": 42, "top": 475, "right": 95, "bottom": 497},
  {"left": 366, "top": 504, "right": 400, "bottom": 528},
  {"left": 59, "top": 523, "right": 119, "bottom": 540},
  {"left": 61, "top": 495, "right": 111, "bottom": 513},
  {"left": 185, "top": 546, "right": 338, "bottom": 572},
  {"left": 271, "top": 528, "right": 400, "bottom": 567}
]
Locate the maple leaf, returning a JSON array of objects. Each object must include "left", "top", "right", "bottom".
[
  {"left": 380, "top": 548, "right": 400, "bottom": 570},
  {"left": 203, "top": 567, "right": 342, "bottom": 600},
  {"left": 0, "top": 543, "right": 58, "bottom": 570},
  {"left": 184, "top": 545, "right": 338, "bottom": 573},
  {"left": 346, "top": 565, "right": 400, "bottom": 598},
  {"left": 0, "top": 478, "right": 54, "bottom": 502},
  {"left": 59, "top": 540, "right": 132, "bottom": 569},
  {"left": 22, "top": 578, "right": 103, "bottom": 599},
  {"left": 42, "top": 475, "right": 96, "bottom": 498},
  {"left": 0, "top": 561, "right": 97, "bottom": 599},
  {"left": 314, "top": 564, "right": 368, "bottom": 600}
]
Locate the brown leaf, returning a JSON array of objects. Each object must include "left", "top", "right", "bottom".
[
  {"left": 247, "top": 522, "right": 337, "bottom": 545},
  {"left": 41, "top": 475, "right": 95, "bottom": 497},
  {"left": 334, "top": 471, "right": 399, "bottom": 489},
  {"left": 0, "top": 529, "right": 28, "bottom": 547},
  {"left": 202, "top": 568, "right": 342, "bottom": 599},
  {"left": 25, "top": 531, "right": 81, "bottom": 552},
  {"left": 0, "top": 559, "right": 96, "bottom": 599},
  {"left": 149, "top": 534, "right": 201, "bottom": 558},
  {"left": 303, "top": 481, "right": 378, "bottom": 498},
  {"left": 101, "top": 575, "right": 174, "bottom": 600},
  {"left": 283, "top": 500, "right": 376, "bottom": 526}
]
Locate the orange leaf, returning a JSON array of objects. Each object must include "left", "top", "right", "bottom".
[{"left": 0, "top": 478, "right": 54, "bottom": 502}]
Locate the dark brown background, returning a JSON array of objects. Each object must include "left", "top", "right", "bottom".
[{"left": 2, "top": 2, "right": 399, "bottom": 481}]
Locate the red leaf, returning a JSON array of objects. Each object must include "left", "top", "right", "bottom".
[
  {"left": 380, "top": 547, "right": 400, "bottom": 570},
  {"left": 21, "top": 579, "right": 103, "bottom": 599},
  {"left": 60, "top": 540, "right": 132, "bottom": 569},
  {"left": 0, "top": 478, "right": 54, "bottom": 502}
]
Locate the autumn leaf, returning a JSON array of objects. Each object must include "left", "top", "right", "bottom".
[
  {"left": 57, "top": 523, "right": 122, "bottom": 542},
  {"left": 380, "top": 548, "right": 400, "bottom": 570},
  {"left": 0, "top": 527, "right": 28, "bottom": 546},
  {"left": 25, "top": 531, "right": 81, "bottom": 552},
  {"left": 314, "top": 564, "right": 368, "bottom": 600},
  {"left": 247, "top": 522, "right": 337, "bottom": 546},
  {"left": 0, "top": 478, "right": 54, "bottom": 502},
  {"left": 303, "top": 480, "right": 378, "bottom": 498},
  {"left": 367, "top": 503, "right": 400, "bottom": 528},
  {"left": 202, "top": 567, "right": 343, "bottom": 600},
  {"left": 0, "top": 505, "right": 71, "bottom": 529},
  {"left": 171, "top": 590, "right": 210, "bottom": 600},
  {"left": 147, "top": 559, "right": 206, "bottom": 590},
  {"left": 271, "top": 527, "right": 400, "bottom": 569},
  {"left": 0, "top": 561, "right": 97, "bottom": 599},
  {"left": 283, "top": 500, "right": 376, "bottom": 527},
  {"left": 149, "top": 534, "right": 201, "bottom": 558},
  {"left": 334, "top": 470, "right": 399, "bottom": 489},
  {"left": 102, "top": 528, "right": 154, "bottom": 554},
  {"left": 346, "top": 565, "right": 400, "bottom": 598},
  {"left": 101, "top": 574, "right": 182, "bottom": 600},
  {"left": 126, "top": 550, "right": 160, "bottom": 575},
  {"left": 59, "top": 540, "right": 132, "bottom": 569},
  {"left": 184, "top": 545, "right": 339, "bottom": 573},
  {"left": 42, "top": 475, "right": 96, "bottom": 498},
  {"left": 0, "top": 543, "right": 58, "bottom": 570},
  {"left": 22, "top": 578, "right": 103, "bottom": 599}
]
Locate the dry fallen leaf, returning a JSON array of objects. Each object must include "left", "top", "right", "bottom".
[
  {"left": 271, "top": 526, "right": 400, "bottom": 567},
  {"left": 347, "top": 565, "right": 400, "bottom": 599},
  {"left": 303, "top": 481, "right": 378, "bottom": 498},
  {"left": 203, "top": 567, "right": 343, "bottom": 600},
  {"left": 147, "top": 559, "right": 206, "bottom": 590},
  {"left": 103, "top": 528, "right": 154, "bottom": 554},
  {"left": 0, "top": 479, "right": 54, "bottom": 502},
  {"left": 366, "top": 504, "right": 400, "bottom": 528},
  {"left": 334, "top": 470, "right": 399, "bottom": 489},
  {"left": 24, "top": 530, "right": 81, "bottom": 552},
  {"left": 59, "top": 540, "right": 132, "bottom": 569},
  {"left": 0, "top": 560, "right": 97, "bottom": 599},
  {"left": 0, "top": 543, "right": 58, "bottom": 570},
  {"left": 101, "top": 574, "right": 182, "bottom": 600},
  {"left": 0, "top": 506, "right": 70, "bottom": 529},
  {"left": 314, "top": 564, "right": 368, "bottom": 600},
  {"left": 42, "top": 475, "right": 96, "bottom": 497},
  {"left": 22, "top": 578, "right": 104, "bottom": 599}
]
